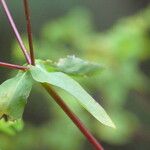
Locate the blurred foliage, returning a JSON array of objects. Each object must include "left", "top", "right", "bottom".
[
  {"left": 0, "top": 6, "right": 150, "bottom": 150},
  {"left": 0, "top": 119, "right": 23, "bottom": 136}
]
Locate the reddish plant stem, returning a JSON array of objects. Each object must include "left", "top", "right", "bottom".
[
  {"left": 0, "top": 0, "right": 31, "bottom": 64},
  {"left": 23, "top": 0, "right": 35, "bottom": 65},
  {"left": 0, "top": 62, "right": 28, "bottom": 70},
  {"left": 42, "top": 83, "right": 104, "bottom": 150}
]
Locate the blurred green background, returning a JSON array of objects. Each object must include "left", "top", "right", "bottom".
[{"left": 0, "top": 0, "right": 150, "bottom": 150}]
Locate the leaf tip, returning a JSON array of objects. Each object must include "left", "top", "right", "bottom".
[
  {"left": 110, "top": 122, "right": 116, "bottom": 129},
  {"left": 105, "top": 119, "right": 116, "bottom": 129}
]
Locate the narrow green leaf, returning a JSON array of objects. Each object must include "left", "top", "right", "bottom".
[
  {"left": 30, "top": 65, "right": 115, "bottom": 128},
  {"left": 0, "top": 72, "right": 32, "bottom": 120}
]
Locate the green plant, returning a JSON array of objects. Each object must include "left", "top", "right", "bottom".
[
  {"left": 0, "top": 1, "right": 115, "bottom": 150},
  {"left": 23, "top": 6, "right": 149, "bottom": 145}
]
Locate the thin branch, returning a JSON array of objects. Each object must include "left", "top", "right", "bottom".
[
  {"left": 42, "top": 83, "right": 104, "bottom": 150},
  {"left": 23, "top": 0, "right": 35, "bottom": 65},
  {"left": 0, "top": 0, "right": 31, "bottom": 64},
  {"left": 0, "top": 61, "right": 28, "bottom": 70}
]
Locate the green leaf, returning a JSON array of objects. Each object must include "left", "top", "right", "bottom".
[
  {"left": 35, "top": 59, "right": 57, "bottom": 72},
  {"left": 35, "top": 56, "right": 103, "bottom": 77},
  {"left": 0, "top": 72, "right": 32, "bottom": 120},
  {"left": 30, "top": 65, "right": 115, "bottom": 128},
  {"left": 55, "top": 55, "right": 103, "bottom": 76},
  {"left": 0, "top": 119, "right": 24, "bottom": 135}
]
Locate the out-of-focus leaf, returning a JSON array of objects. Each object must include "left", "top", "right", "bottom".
[
  {"left": 0, "top": 72, "right": 32, "bottom": 120},
  {"left": 30, "top": 64, "right": 115, "bottom": 128},
  {"left": 55, "top": 55, "right": 103, "bottom": 76},
  {"left": 42, "top": 8, "right": 93, "bottom": 43}
]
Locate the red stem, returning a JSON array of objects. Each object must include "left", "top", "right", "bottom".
[
  {"left": 0, "top": 0, "right": 31, "bottom": 64},
  {"left": 42, "top": 83, "right": 104, "bottom": 150},
  {"left": 23, "top": 0, "right": 35, "bottom": 65},
  {"left": 0, "top": 62, "right": 28, "bottom": 70}
]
